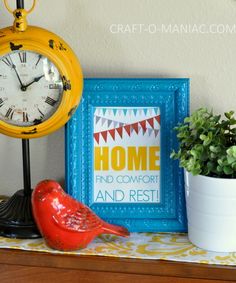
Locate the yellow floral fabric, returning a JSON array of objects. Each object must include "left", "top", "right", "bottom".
[{"left": 1, "top": 233, "right": 236, "bottom": 265}]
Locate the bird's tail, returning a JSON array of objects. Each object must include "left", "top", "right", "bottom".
[{"left": 102, "top": 222, "right": 130, "bottom": 238}]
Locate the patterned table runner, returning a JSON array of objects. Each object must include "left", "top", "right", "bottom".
[{"left": 0, "top": 233, "right": 236, "bottom": 266}]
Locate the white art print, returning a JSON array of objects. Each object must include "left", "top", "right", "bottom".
[{"left": 93, "top": 107, "right": 161, "bottom": 204}]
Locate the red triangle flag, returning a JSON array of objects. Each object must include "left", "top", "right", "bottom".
[
  {"left": 132, "top": 123, "right": 139, "bottom": 134},
  {"left": 109, "top": 129, "right": 116, "bottom": 140},
  {"left": 147, "top": 118, "right": 154, "bottom": 129},
  {"left": 140, "top": 120, "right": 147, "bottom": 132},
  {"left": 155, "top": 115, "right": 161, "bottom": 125},
  {"left": 101, "top": 131, "right": 108, "bottom": 142},
  {"left": 94, "top": 133, "right": 100, "bottom": 144},
  {"left": 124, "top": 125, "right": 131, "bottom": 136},
  {"left": 116, "top": 127, "right": 123, "bottom": 138}
]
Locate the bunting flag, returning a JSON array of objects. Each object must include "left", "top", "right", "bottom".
[
  {"left": 107, "top": 119, "right": 113, "bottom": 127},
  {"left": 140, "top": 120, "right": 147, "bottom": 132},
  {"left": 116, "top": 127, "right": 123, "bottom": 138},
  {"left": 96, "top": 116, "right": 101, "bottom": 124},
  {"left": 95, "top": 108, "right": 160, "bottom": 117},
  {"left": 95, "top": 114, "right": 160, "bottom": 127},
  {"left": 154, "top": 108, "right": 159, "bottom": 115},
  {"left": 109, "top": 129, "right": 116, "bottom": 140},
  {"left": 154, "top": 129, "right": 159, "bottom": 137},
  {"left": 155, "top": 115, "right": 161, "bottom": 124},
  {"left": 101, "top": 131, "right": 108, "bottom": 142},
  {"left": 147, "top": 117, "right": 154, "bottom": 128},
  {"left": 94, "top": 114, "right": 160, "bottom": 144},
  {"left": 124, "top": 125, "right": 131, "bottom": 136},
  {"left": 148, "top": 128, "right": 152, "bottom": 136},
  {"left": 123, "top": 109, "right": 128, "bottom": 116},
  {"left": 94, "top": 133, "right": 100, "bottom": 144},
  {"left": 133, "top": 109, "right": 138, "bottom": 116},
  {"left": 101, "top": 118, "right": 106, "bottom": 126},
  {"left": 132, "top": 122, "right": 139, "bottom": 134}
]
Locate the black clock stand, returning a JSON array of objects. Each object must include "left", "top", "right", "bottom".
[
  {"left": 0, "top": 0, "right": 41, "bottom": 239},
  {"left": 0, "top": 139, "right": 41, "bottom": 238}
]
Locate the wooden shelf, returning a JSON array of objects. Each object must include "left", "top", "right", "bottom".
[{"left": 0, "top": 249, "right": 236, "bottom": 282}]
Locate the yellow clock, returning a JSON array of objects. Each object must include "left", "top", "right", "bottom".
[{"left": 0, "top": 0, "right": 83, "bottom": 139}]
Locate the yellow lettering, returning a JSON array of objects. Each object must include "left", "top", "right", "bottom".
[
  {"left": 149, "top": 146, "right": 160, "bottom": 170},
  {"left": 111, "top": 146, "right": 125, "bottom": 171},
  {"left": 128, "top": 147, "right": 147, "bottom": 170},
  {"left": 94, "top": 147, "right": 109, "bottom": 170},
  {"left": 94, "top": 146, "right": 160, "bottom": 171}
]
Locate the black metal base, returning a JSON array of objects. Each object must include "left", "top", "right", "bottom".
[{"left": 0, "top": 190, "right": 41, "bottom": 239}]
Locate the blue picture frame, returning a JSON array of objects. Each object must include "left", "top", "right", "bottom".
[{"left": 65, "top": 78, "right": 189, "bottom": 232}]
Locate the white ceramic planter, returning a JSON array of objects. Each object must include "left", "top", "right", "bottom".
[{"left": 185, "top": 171, "right": 236, "bottom": 252}]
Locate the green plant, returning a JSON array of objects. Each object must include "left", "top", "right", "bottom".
[{"left": 171, "top": 108, "right": 236, "bottom": 178}]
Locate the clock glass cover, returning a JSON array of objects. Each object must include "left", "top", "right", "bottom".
[{"left": 0, "top": 50, "right": 63, "bottom": 127}]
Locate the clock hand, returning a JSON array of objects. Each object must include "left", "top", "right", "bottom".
[
  {"left": 8, "top": 55, "right": 25, "bottom": 89},
  {"left": 24, "top": 74, "right": 45, "bottom": 89}
]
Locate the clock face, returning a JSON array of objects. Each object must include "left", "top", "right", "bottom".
[{"left": 0, "top": 50, "right": 64, "bottom": 127}]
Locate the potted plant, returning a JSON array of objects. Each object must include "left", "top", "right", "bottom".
[{"left": 171, "top": 108, "right": 236, "bottom": 252}]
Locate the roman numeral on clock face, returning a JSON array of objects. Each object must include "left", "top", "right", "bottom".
[
  {"left": 38, "top": 108, "right": 45, "bottom": 117},
  {"left": 45, "top": 96, "right": 57, "bottom": 107},
  {"left": 23, "top": 112, "right": 29, "bottom": 122},
  {"left": 2, "top": 57, "right": 12, "bottom": 67},
  {"left": 5, "top": 108, "right": 14, "bottom": 119},
  {"left": 19, "top": 52, "right": 27, "bottom": 63},
  {"left": 0, "top": 98, "right": 4, "bottom": 107},
  {"left": 35, "top": 55, "right": 42, "bottom": 67}
]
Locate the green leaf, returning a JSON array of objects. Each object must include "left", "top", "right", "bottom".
[
  {"left": 223, "top": 166, "right": 234, "bottom": 175},
  {"left": 170, "top": 108, "right": 236, "bottom": 178},
  {"left": 227, "top": 146, "right": 236, "bottom": 158},
  {"left": 225, "top": 111, "right": 234, "bottom": 120},
  {"left": 200, "top": 134, "right": 207, "bottom": 141},
  {"left": 210, "top": 146, "right": 218, "bottom": 153}
]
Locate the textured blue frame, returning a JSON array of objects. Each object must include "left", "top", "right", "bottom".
[{"left": 66, "top": 78, "right": 189, "bottom": 232}]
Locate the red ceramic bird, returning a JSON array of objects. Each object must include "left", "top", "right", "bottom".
[{"left": 32, "top": 180, "right": 129, "bottom": 251}]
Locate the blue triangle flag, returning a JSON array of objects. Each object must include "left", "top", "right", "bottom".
[
  {"left": 154, "top": 108, "right": 159, "bottom": 115},
  {"left": 102, "top": 108, "right": 107, "bottom": 115}
]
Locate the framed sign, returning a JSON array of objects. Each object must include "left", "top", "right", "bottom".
[{"left": 66, "top": 78, "right": 189, "bottom": 232}]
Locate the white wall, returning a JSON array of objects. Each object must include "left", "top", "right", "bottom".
[{"left": 0, "top": 0, "right": 235, "bottom": 195}]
